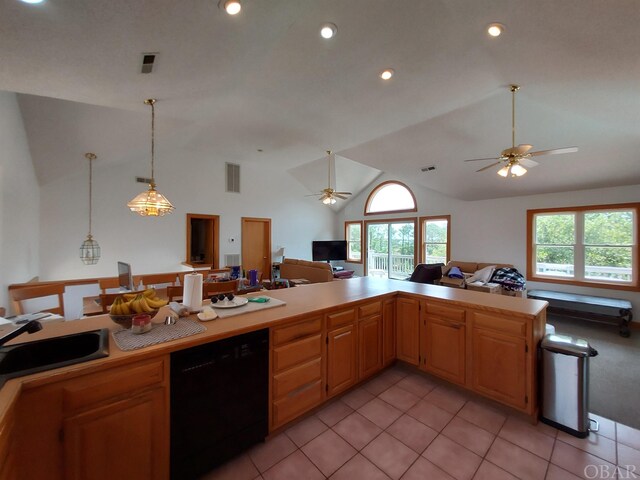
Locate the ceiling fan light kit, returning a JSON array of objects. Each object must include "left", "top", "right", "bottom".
[{"left": 464, "top": 84, "right": 578, "bottom": 178}]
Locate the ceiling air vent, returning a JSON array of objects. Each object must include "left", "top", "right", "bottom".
[
  {"left": 226, "top": 163, "right": 240, "bottom": 193},
  {"left": 136, "top": 176, "right": 153, "bottom": 184},
  {"left": 421, "top": 165, "right": 436, "bottom": 172},
  {"left": 140, "top": 53, "right": 158, "bottom": 74}
]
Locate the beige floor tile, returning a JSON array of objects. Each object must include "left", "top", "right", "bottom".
[
  {"left": 285, "top": 415, "right": 328, "bottom": 447},
  {"left": 473, "top": 460, "right": 519, "bottom": 480},
  {"left": 386, "top": 414, "right": 438, "bottom": 454},
  {"left": 329, "top": 453, "right": 391, "bottom": 480},
  {"left": 363, "top": 375, "right": 398, "bottom": 396},
  {"left": 617, "top": 443, "right": 640, "bottom": 473},
  {"left": 401, "top": 457, "right": 456, "bottom": 480},
  {"left": 248, "top": 434, "right": 298, "bottom": 473},
  {"left": 332, "top": 412, "right": 382, "bottom": 450},
  {"left": 376, "top": 368, "right": 406, "bottom": 385},
  {"left": 407, "top": 399, "right": 454, "bottom": 432},
  {"left": 544, "top": 464, "right": 583, "bottom": 480},
  {"left": 423, "top": 434, "right": 482, "bottom": 480},
  {"left": 361, "top": 432, "right": 419, "bottom": 480},
  {"left": 262, "top": 450, "right": 324, "bottom": 480},
  {"left": 499, "top": 416, "right": 556, "bottom": 460},
  {"left": 378, "top": 384, "right": 421, "bottom": 411},
  {"left": 550, "top": 439, "right": 616, "bottom": 479},
  {"left": 396, "top": 374, "right": 438, "bottom": 397},
  {"left": 341, "top": 387, "right": 375, "bottom": 410},
  {"left": 486, "top": 437, "right": 548, "bottom": 480},
  {"left": 556, "top": 431, "right": 617, "bottom": 464},
  {"left": 301, "top": 429, "right": 357, "bottom": 477},
  {"left": 200, "top": 453, "right": 259, "bottom": 480},
  {"left": 442, "top": 416, "right": 495, "bottom": 457},
  {"left": 457, "top": 400, "right": 507, "bottom": 435},
  {"left": 617, "top": 423, "right": 640, "bottom": 451},
  {"left": 358, "top": 397, "right": 403, "bottom": 429},
  {"left": 316, "top": 399, "right": 353, "bottom": 427},
  {"left": 424, "top": 385, "right": 469, "bottom": 414}
]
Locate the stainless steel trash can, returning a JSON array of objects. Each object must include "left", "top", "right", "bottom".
[{"left": 540, "top": 333, "right": 598, "bottom": 438}]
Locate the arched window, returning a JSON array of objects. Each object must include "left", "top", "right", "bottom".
[{"left": 365, "top": 181, "right": 417, "bottom": 215}]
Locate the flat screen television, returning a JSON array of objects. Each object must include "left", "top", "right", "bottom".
[
  {"left": 312, "top": 240, "right": 347, "bottom": 262},
  {"left": 117, "top": 261, "right": 134, "bottom": 291}
]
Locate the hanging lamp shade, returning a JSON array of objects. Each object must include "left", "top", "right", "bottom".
[
  {"left": 80, "top": 152, "right": 101, "bottom": 264},
  {"left": 127, "top": 99, "right": 175, "bottom": 216}
]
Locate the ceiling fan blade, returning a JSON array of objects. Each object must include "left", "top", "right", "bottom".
[
  {"left": 333, "top": 191, "right": 352, "bottom": 196},
  {"left": 464, "top": 157, "right": 501, "bottom": 162},
  {"left": 334, "top": 194, "right": 349, "bottom": 200},
  {"left": 476, "top": 161, "right": 503, "bottom": 173},
  {"left": 518, "top": 158, "right": 539, "bottom": 168},
  {"left": 305, "top": 193, "right": 322, "bottom": 197},
  {"left": 529, "top": 147, "right": 579, "bottom": 157}
]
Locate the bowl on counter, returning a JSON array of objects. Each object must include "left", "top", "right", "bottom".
[{"left": 109, "top": 310, "right": 159, "bottom": 329}]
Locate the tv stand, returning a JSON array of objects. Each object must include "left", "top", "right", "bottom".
[{"left": 332, "top": 266, "right": 344, "bottom": 272}]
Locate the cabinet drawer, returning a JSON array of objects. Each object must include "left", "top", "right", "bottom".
[
  {"left": 273, "top": 357, "right": 322, "bottom": 399},
  {"left": 272, "top": 316, "right": 322, "bottom": 346},
  {"left": 272, "top": 379, "right": 323, "bottom": 429},
  {"left": 358, "top": 301, "right": 381, "bottom": 318},
  {"left": 62, "top": 357, "right": 166, "bottom": 414},
  {"left": 472, "top": 312, "right": 527, "bottom": 337},
  {"left": 426, "top": 302, "right": 465, "bottom": 322},
  {"left": 327, "top": 308, "right": 356, "bottom": 329},
  {"left": 273, "top": 335, "right": 322, "bottom": 373}
]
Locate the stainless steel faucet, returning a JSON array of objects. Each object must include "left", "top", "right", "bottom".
[{"left": 0, "top": 320, "right": 43, "bottom": 347}]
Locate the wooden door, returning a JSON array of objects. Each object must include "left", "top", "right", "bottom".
[
  {"left": 425, "top": 317, "right": 466, "bottom": 385},
  {"left": 382, "top": 298, "right": 396, "bottom": 365},
  {"left": 241, "top": 217, "right": 272, "bottom": 280},
  {"left": 471, "top": 327, "right": 527, "bottom": 409},
  {"left": 396, "top": 296, "right": 420, "bottom": 365},
  {"left": 63, "top": 388, "right": 168, "bottom": 480},
  {"left": 326, "top": 324, "right": 357, "bottom": 397},
  {"left": 359, "top": 314, "right": 382, "bottom": 379}
]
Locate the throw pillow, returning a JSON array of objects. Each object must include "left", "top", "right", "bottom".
[
  {"left": 448, "top": 266, "right": 464, "bottom": 279},
  {"left": 467, "top": 265, "right": 496, "bottom": 284}
]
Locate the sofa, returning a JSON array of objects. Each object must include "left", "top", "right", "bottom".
[
  {"left": 279, "top": 258, "right": 334, "bottom": 284},
  {"left": 437, "top": 260, "right": 526, "bottom": 297}
]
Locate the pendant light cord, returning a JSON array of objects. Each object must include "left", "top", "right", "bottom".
[
  {"left": 151, "top": 100, "right": 155, "bottom": 182},
  {"left": 89, "top": 156, "right": 92, "bottom": 236}
]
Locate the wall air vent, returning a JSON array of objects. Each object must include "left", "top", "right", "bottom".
[
  {"left": 136, "top": 176, "right": 153, "bottom": 184},
  {"left": 226, "top": 163, "right": 240, "bottom": 193},
  {"left": 140, "top": 53, "right": 158, "bottom": 74},
  {"left": 224, "top": 254, "right": 241, "bottom": 267},
  {"left": 421, "top": 165, "right": 436, "bottom": 172}
]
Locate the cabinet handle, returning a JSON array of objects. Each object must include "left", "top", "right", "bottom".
[
  {"left": 287, "top": 380, "right": 317, "bottom": 398},
  {"left": 442, "top": 320, "right": 463, "bottom": 329},
  {"left": 334, "top": 331, "right": 351, "bottom": 340}
]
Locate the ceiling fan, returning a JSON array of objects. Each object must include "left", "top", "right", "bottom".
[
  {"left": 464, "top": 85, "right": 578, "bottom": 177},
  {"left": 306, "top": 150, "right": 352, "bottom": 205}
]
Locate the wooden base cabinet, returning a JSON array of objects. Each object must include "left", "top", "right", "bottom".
[
  {"left": 326, "top": 308, "right": 357, "bottom": 398},
  {"left": 382, "top": 298, "right": 396, "bottom": 366},
  {"left": 423, "top": 302, "right": 466, "bottom": 385},
  {"left": 358, "top": 301, "right": 382, "bottom": 380},
  {"left": 396, "top": 296, "right": 420, "bottom": 365}
]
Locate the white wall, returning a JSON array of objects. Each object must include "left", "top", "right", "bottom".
[
  {"left": 339, "top": 173, "right": 640, "bottom": 312},
  {"left": 0, "top": 91, "right": 40, "bottom": 312}
]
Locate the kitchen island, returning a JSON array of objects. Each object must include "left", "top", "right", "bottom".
[{"left": 0, "top": 277, "right": 547, "bottom": 480}]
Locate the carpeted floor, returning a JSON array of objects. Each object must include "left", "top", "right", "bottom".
[{"left": 546, "top": 313, "right": 640, "bottom": 429}]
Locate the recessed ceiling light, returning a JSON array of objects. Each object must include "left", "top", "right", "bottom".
[
  {"left": 320, "top": 23, "right": 337, "bottom": 39},
  {"left": 380, "top": 68, "right": 395, "bottom": 80},
  {"left": 487, "top": 23, "right": 505, "bottom": 37},
  {"left": 20, "top": 0, "right": 45, "bottom": 4},
  {"left": 220, "top": 0, "right": 241, "bottom": 15}
]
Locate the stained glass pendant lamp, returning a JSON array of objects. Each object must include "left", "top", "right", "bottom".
[
  {"left": 80, "top": 152, "right": 101, "bottom": 264},
  {"left": 127, "top": 99, "right": 175, "bottom": 216}
]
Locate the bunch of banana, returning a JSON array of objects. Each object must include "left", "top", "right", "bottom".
[{"left": 109, "top": 289, "right": 168, "bottom": 315}]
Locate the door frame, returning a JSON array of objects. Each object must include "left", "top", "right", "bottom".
[
  {"left": 364, "top": 217, "right": 417, "bottom": 278},
  {"left": 241, "top": 217, "right": 272, "bottom": 280}
]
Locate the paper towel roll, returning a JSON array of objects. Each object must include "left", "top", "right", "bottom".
[{"left": 183, "top": 273, "right": 203, "bottom": 311}]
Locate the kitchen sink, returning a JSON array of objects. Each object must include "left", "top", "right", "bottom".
[{"left": 0, "top": 329, "right": 109, "bottom": 387}]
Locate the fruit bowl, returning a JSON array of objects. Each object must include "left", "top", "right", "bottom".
[{"left": 109, "top": 310, "right": 159, "bottom": 329}]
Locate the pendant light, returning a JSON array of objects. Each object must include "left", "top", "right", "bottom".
[
  {"left": 127, "top": 99, "right": 175, "bottom": 216},
  {"left": 80, "top": 152, "right": 101, "bottom": 265}
]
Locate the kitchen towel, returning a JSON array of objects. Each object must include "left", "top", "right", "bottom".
[
  {"left": 182, "top": 272, "right": 203, "bottom": 311},
  {"left": 112, "top": 318, "right": 206, "bottom": 351}
]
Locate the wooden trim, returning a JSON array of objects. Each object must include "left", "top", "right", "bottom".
[
  {"left": 185, "top": 213, "right": 220, "bottom": 269},
  {"left": 344, "top": 221, "right": 363, "bottom": 264},
  {"left": 364, "top": 181, "right": 418, "bottom": 216},
  {"left": 526, "top": 202, "right": 640, "bottom": 291},
  {"left": 363, "top": 217, "right": 418, "bottom": 277},
  {"left": 418, "top": 215, "right": 451, "bottom": 265}
]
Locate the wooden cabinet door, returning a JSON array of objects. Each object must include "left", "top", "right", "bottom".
[
  {"left": 425, "top": 317, "right": 466, "bottom": 385},
  {"left": 396, "top": 296, "right": 420, "bottom": 365},
  {"left": 63, "top": 388, "right": 168, "bottom": 480},
  {"left": 472, "top": 327, "right": 527, "bottom": 410},
  {"left": 382, "top": 298, "right": 396, "bottom": 365},
  {"left": 359, "top": 314, "right": 382, "bottom": 380},
  {"left": 327, "top": 324, "right": 357, "bottom": 397}
]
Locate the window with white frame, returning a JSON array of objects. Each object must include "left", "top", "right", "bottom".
[
  {"left": 528, "top": 204, "right": 638, "bottom": 289},
  {"left": 420, "top": 216, "right": 450, "bottom": 265},
  {"left": 345, "top": 221, "right": 363, "bottom": 263}
]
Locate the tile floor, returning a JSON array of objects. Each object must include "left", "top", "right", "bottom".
[{"left": 202, "top": 366, "right": 640, "bottom": 480}]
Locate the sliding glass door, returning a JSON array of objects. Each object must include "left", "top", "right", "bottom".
[{"left": 366, "top": 220, "right": 416, "bottom": 279}]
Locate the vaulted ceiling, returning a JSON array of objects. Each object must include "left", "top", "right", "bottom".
[{"left": 2, "top": 0, "right": 639, "bottom": 201}]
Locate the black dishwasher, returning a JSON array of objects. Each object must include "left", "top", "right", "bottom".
[{"left": 170, "top": 329, "right": 269, "bottom": 480}]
